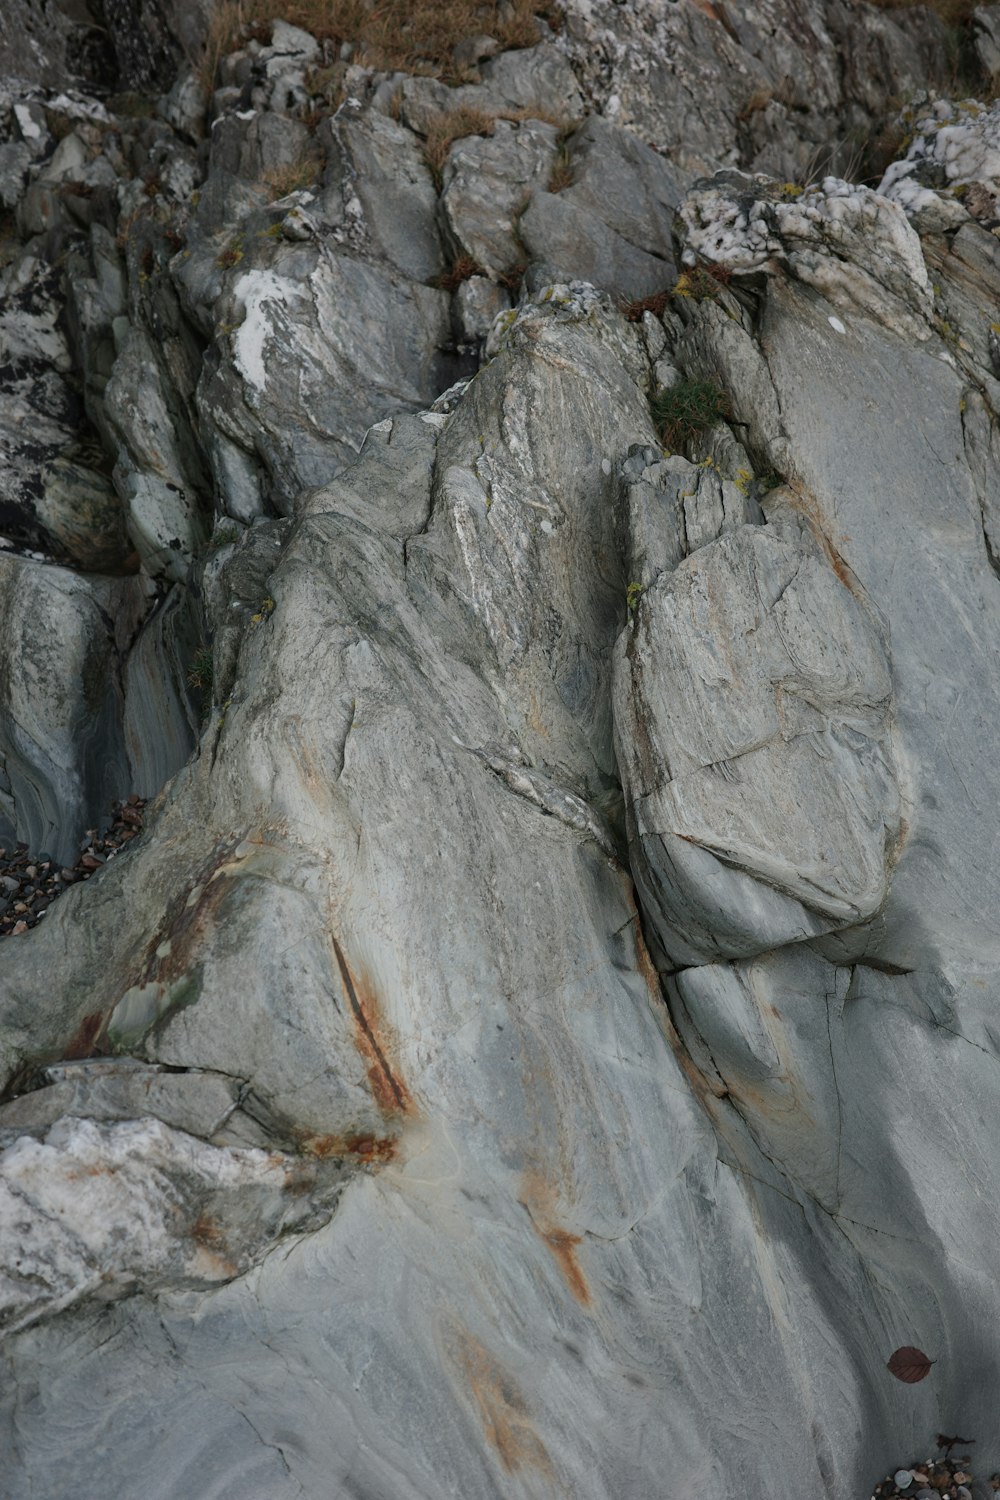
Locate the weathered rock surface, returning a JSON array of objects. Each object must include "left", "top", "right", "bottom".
[{"left": 3, "top": 3, "right": 1000, "bottom": 1497}]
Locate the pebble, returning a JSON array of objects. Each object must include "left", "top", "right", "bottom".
[
  {"left": 868, "top": 1452, "right": 977, "bottom": 1499},
  {"left": 0, "top": 797, "right": 147, "bottom": 940}
]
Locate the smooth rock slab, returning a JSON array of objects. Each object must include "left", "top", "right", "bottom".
[
  {"left": 199, "top": 247, "right": 455, "bottom": 507},
  {"left": 614, "top": 521, "right": 900, "bottom": 966}
]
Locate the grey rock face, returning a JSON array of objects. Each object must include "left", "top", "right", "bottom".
[
  {"left": 562, "top": 0, "right": 956, "bottom": 183},
  {"left": 520, "top": 188, "right": 673, "bottom": 300},
  {"left": 3, "top": 7, "right": 1000, "bottom": 1500},
  {"left": 561, "top": 115, "right": 681, "bottom": 258},
  {"left": 0, "top": 557, "right": 148, "bottom": 865},
  {"left": 441, "top": 117, "right": 558, "bottom": 275},
  {"left": 615, "top": 515, "right": 900, "bottom": 967},
  {"left": 197, "top": 248, "right": 455, "bottom": 505}
]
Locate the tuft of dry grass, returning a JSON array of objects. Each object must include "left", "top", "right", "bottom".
[
  {"left": 672, "top": 265, "right": 730, "bottom": 301},
  {"left": 435, "top": 254, "right": 486, "bottom": 290},
  {"left": 422, "top": 104, "right": 497, "bottom": 182},
  {"left": 547, "top": 145, "right": 573, "bottom": 191},
  {"left": 623, "top": 289, "right": 671, "bottom": 322},
  {"left": 420, "top": 105, "right": 577, "bottom": 187},
  {"left": 202, "top": 1, "right": 559, "bottom": 90},
  {"left": 495, "top": 260, "right": 528, "bottom": 291},
  {"left": 262, "top": 155, "right": 323, "bottom": 197}
]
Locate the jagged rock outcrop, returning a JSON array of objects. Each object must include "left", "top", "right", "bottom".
[{"left": 3, "top": 3, "right": 1000, "bottom": 1497}]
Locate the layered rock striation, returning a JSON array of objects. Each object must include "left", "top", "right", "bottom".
[{"left": 2, "top": 2, "right": 1000, "bottom": 1496}]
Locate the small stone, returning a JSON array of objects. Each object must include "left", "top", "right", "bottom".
[
  {"left": 80, "top": 854, "right": 103, "bottom": 871},
  {"left": 11, "top": 920, "right": 27, "bottom": 934},
  {"left": 452, "top": 34, "right": 499, "bottom": 70}
]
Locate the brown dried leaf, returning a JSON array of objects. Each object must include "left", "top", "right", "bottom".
[{"left": 887, "top": 1345, "right": 935, "bottom": 1383}]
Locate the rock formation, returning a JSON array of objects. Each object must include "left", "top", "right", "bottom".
[{"left": 2, "top": 1, "right": 1000, "bottom": 1495}]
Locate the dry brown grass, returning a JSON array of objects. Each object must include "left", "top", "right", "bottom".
[
  {"left": 420, "top": 104, "right": 576, "bottom": 186},
  {"left": 262, "top": 155, "right": 323, "bottom": 197},
  {"left": 422, "top": 104, "right": 497, "bottom": 181},
  {"left": 202, "top": 1, "right": 560, "bottom": 89},
  {"left": 622, "top": 289, "right": 671, "bottom": 322},
  {"left": 435, "top": 254, "right": 486, "bottom": 290},
  {"left": 547, "top": 145, "right": 572, "bottom": 192}
]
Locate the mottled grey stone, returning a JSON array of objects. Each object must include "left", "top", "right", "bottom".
[
  {"left": 331, "top": 110, "right": 443, "bottom": 282},
  {"left": 35, "top": 457, "right": 128, "bottom": 572},
  {"left": 520, "top": 189, "right": 674, "bottom": 300},
  {"left": 562, "top": 115, "right": 681, "bottom": 260},
  {"left": 563, "top": 0, "right": 952, "bottom": 182},
  {"left": 441, "top": 118, "right": 557, "bottom": 275},
  {"left": 614, "top": 521, "right": 899, "bottom": 967},
  {"left": 104, "top": 326, "right": 208, "bottom": 580},
  {"left": 0, "top": 141, "right": 30, "bottom": 208},
  {"left": 197, "top": 246, "right": 455, "bottom": 506},
  {"left": 0, "top": 557, "right": 147, "bottom": 864},
  {"left": 454, "top": 274, "right": 511, "bottom": 342},
  {"left": 400, "top": 43, "right": 584, "bottom": 136}
]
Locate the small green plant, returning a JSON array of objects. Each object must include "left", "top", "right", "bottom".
[
  {"left": 626, "top": 581, "right": 644, "bottom": 615},
  {"left": 208, "top": 523, "right": 239, "bottom": 549},
  {"left": 187, "top": 647, "right": 213, "bottom": 694},
  {"left": 650, "top": 379, "right": 732, "bottom": 451}
]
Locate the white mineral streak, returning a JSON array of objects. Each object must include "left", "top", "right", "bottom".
[
  {"left": 0, "top": 1118, "right": 336, "bottom": 1335},
  {"left": 232, "top": 270, "right": 307, "bottom": 393},
  {"left": 680, "top": 176, "right": 932, "bottom": 335},
  {"left": 879, "top": 98, "right": 1000, "bottom": 221},
  {"left": 3, "top": 4, "right": 1000, "bottom": 1496}
]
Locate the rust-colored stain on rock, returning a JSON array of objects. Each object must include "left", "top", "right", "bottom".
[
  {"left": 633, "top": 913, "right": 729, "bottom": 1110},
  {"left": 132, "top": 841, "right": 239, "bottom": 992},
  {"left": 63, "top": 1011, "right": 105, "bottom": 1060},
  {"left": 191, "top": 1212, "right": 227, "bottom": 1251},
  {"left": 332, "top": 936, "right": 412, "bottom": 1116},
  {"left": 189, "top": 1213, "right": 238, "bottom": 1277},
  {"left": 301, "top": 1131, "right": 397, "bottom": 1165},
  {"left": 539, "top": 1225, "right": 590, "bottom": 1306},
  {"left": 520, "top": 1170, "right": 592, "bottom": 1307},
  {"left": 446, "top": 1324, "right": 553, "bottom": 1477},
  {"left": 779, "top": 482, "right": 863, "bottom": 600}
]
